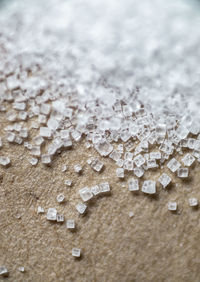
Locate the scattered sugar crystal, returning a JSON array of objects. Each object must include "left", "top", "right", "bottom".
[
  {"left": 57, "top": 193, "right": 65, "bottom": 203},
  {"left": 150, "top": 152, "right": 161, "bottom": 160},
  {"left": 90, "top": 158, "right": 104, "bottom": 172},
  {"left": 0, "top": 137, "right": 2, "bottom": 148},
  {"left": 123, "top": 159, "right": 134, "bottom": 171},
  {"left": 156, "top": 124, "right": 166, "bottom": 137},
  {"left": 31, "top": 146, "right": 41, "bottom": 156},
  {"left": 116, "top": 159, "right": 124, "bottom": 167},
  {"left": 72, "top": 248, "right": 81, "bottom": 257},
  {"left": 79, "top": 187, "right": 93, "bottom": 202},
  {"left": 29, "top": 158, "right": 38, "bottom": 166},
  {"left": 134, "top": 167, "right": 144, "bottom": 178},
  {"left": 71, "top": 130, "right": 82, "bottom": 142},
  {"left": 116, "top": 168, "right": 124, "bottom": 178},
  {"left": 95, "top": 140, "right": 113, "bottom": 156},
  {"left": 176, "top": 125, "right": 189, "bottom": 139},
  {"left": 7, "top": 111, "right": 17, "bottom": 121},
  {"left": 181, "top": 153, "right": 195, "bottom": 167},
  {"left": 40, "top": 127, "right": 52, "bottom": 138},
  {"left": 47, "top": 118, "right": 59, "bottom": 130},
  {"left": 91, "top": 185, "right": 101, "bottom": 195},
  {"left": 67, "top": 219, "right": 75, "bottom": 229},
  {"left": 124, "top": 152, "right": 133, "bottom": 160},
  {"left": 129, "top": 211, "right": 134, "bottom": 218},
  {"left": 6, "top": 132, "right": 15, "bottom": 142},
  {"left": 15, "top": 136, "right": 23, "bottom": 144},
  {"left": 0, "top": 156, "right": 10, "bottom": 166},
  {"left": 74, "top": 164, "right": 82, "bottom": 173},
  {"left": 41, "top": 154, "right": 51, "bottom": 164},
  {"left": 62, "top": 165, "right": 67, "bottom": 172},
  {"left": 177, "top": 168, "right": 189, "bottom": 178},
  {"left": 46, "top": 208, "right": 57, "bottom": 221},
  {"left": 128, "top": 178, "right": 139, "bottom": 191},
  {"left": 188, "top": 198, "right": 198, "bottom": 207},
  {"left": 37, "top": 206, "right": 44, "bottom": 214},
  {"left": 167, "top": 158, "right": 181, "bottom": 173},
  {"left": 109, "top": 150, "right": 121, "bottom": 161},
  {"left": 13, "top": 102, "right": 26, "bottom": 111},
  {"left": 40, "top": 103, "right": 51, "bottom": 115},
  {"left": 19, "top": 129, "right": 28, "bottom": 138},
  {"left": 18, "top": 267, "right": 25, "bottom": 272},
  {"left": 60, "top": 130, "right": 70, "bottom": 139},
  {"left": 18, "top": 111, "right": 27, "bottom": 120},
  {"left": 168, "top": 202, "right": 177, "bottom": 211},
  {"left": 38, "top": 114, "right": 47, "bottom": 124},
  {"left": 65, "top": 180, "right": 72, "bottom": 186},
  {"left": 0, "top": 266, "right": 8, "bottom": 277},
  {"left": 76, "top": 203, "right": 87, "bottom": 214},
  {"left": 117, "top": 144, "right": 124, "bottom": 153},
  {"left": 158, "top": 173, "right": 171, "bottom": 188},
  {"left": 147, "top": 159, "right": 158, "bottom": 169},
  {"left": 99, "top": 182, "right": 110, "bottom": 193},
  {"left": 142, "top": 180, "right": 156, "bottom": 194},
  {"left": 57, "top": 214, "right": 65, "bottom": 222}
]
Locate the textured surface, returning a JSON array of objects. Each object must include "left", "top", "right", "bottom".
[{"left": 1, "top": 121, "right": 200, "bottom": 282}]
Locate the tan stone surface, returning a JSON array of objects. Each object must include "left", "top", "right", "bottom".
[{"left": 1, "top": 123, "right": 200, "bottom": 281}]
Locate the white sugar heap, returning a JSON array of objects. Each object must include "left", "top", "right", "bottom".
[{"left": 0, "top": 0, "right": 200, "bottom": 178}]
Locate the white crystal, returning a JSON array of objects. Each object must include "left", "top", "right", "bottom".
[
  {"left": 95, "top": 140, "right": 113, "bottom": 157},
  {"left": 158, "top": 173, "right": 171, "bottom": 188},
  {"left": 123, "top": 159, "right": 134, "bottom": 171},
  {"left": 6, "top": 132, "right": 15, "bottom": 142},
  {"left": 31, "top": 146, "right": 41, "bottom": 156},
  {"left": 0, "top": 156, "right": 10, "bottom": 166},
  {"left": 29, "top": 157, "right": 38, "bottom": 166},
  {"left": 134, "top": 154, "right": 145, "bottom": 167},
  {"left": 62, "top": 165, "right": 67, "bottom": 172},
  {"left": 129, "top": 211, "right": 134, "bottom": 218},
  {"left": 39, "top": 127, "right": 52, "bottom": 138},
  {"left": 188, "top": 198, "right": 198, "bottom": 207},
  {"left": 167, "top": 158, "right": 181, "bottom": 173},
  {"left": 41, "top": 154, "right": 51, "bottom": 164},
  {"left": 46, "top": 208, "right": 57, "bottom": 221},
  {"left": 128, "top": 178, "right": 139, "bottom": 191},
  {"left": 37, "top": 206, "right": 44, "bottom": 214},
  {"left": 71, "top": 130, "right": 82, "bottom": 142},
  {"left": 168, "top": 202, "right": 177, "bottom": 211},
  {"left": 91, "top": 185, "right": 101, "bottom": 195},
  {"left": 90, "top": 158, "right": 104, "bottom": 172},
  {"left": 57, "top": 193, "right": 65, "bottom": 203},
  {"left": 57, "top": 214, "right": 65, "bottom": 222},
  {"left": 74, "top": 164, "right": 82, "bottom": 173},
  {"left": 177, "top": 168, "right": 189, "bottom": 178},
  {"left": 72, "top": 248, "right": 81, "bottom": 257},
  {"left": 142, "top": 180, "right": 156, "bottom": 194},
  {"left": 79, "top": 187, "right": 93, "bottom": 202},
  {"left": 67, "top": 219, "right": 75, "bottom": 229},
  {"left": 99, "top": 182, "right": 110, "bottom": 193},
  {"left": 0, "top": 266, "right": 8, "bottom": 277},
  {"left": 65, "top": 180, "right": 72, "bottom": 186},
  {"left": 18, "top": 267, "right": 25, "bottom": 272},
  {"left": 116, "top": 168, "right": 124, "bottom": 178},
  {"left": 76, "top": 203, "right": 87, "bottom": 214},
  {"left": 133, "top": 167, "right": 144, "bottom": 178},
  {"left": 0, "top": 137, "right": 2, "bottom": 148},
  {"left": 181, "top": 153, "right": 195, "bottom": 167}
]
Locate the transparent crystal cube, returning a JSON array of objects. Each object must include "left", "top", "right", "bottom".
[
  {"left": 168, "top": 202, "right": 177, "bottom": 211},
  {"left": 188, "top": 198, "right": 198, "bottom": 207},
  {"left": 72, "top": 248, "right": 81, "bottom": 257},
  {"left": 79, "top": 187, "right": 93, "bottom": 202},
  {"left": 177, "top": 168, "right": 189, "bottom": 178},
  {"left": 181, "top": 153, "right": 195, "bottom": 167},
  {"left": 142, "top": 180, "right": 156, "bottom": 194},
  {"left": 158, "top": 173, "right": 171, "bottom": 188},
  {"left": 167, "top": 158, "right": 181, "bottom": 173},
  {"left": 67, "top": 219, "right": 75, "bottom": 229},
  {"left": 128, "top": 178, "right": 139, "bottom": 191},
  {"left": 76, "top": 203, "right": 87, "bottom": 214},
  {"left": 46, "top": 208, "right": 57, "bottom": 221},
  {"left": 116, "top": 168, "right": 124, "bottom": 178}
]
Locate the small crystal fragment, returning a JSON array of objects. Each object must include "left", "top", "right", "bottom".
[
  {"left": 57, "top": 214, "right": 65, "bottom": 222},
  {"left": 79, "top": 187, "right": 93, "bottom": 202},
  {"left": 74, "top": 164, "right": 82, "bottom": 173},
  {"left": 46, "top": 208, "right": 57, "bottom": 221},
  {"left": 91, "top": 185, "right": 101, "bottom": 195},
  {"left": 6, "top": 132, "right": 15, "bottom": 142},
  {"left": 95, "top": 140, "right": 113, "bottom": 157},
  {"left": 0, "top": 156, "right": 10, "bottom": 166},
  {"left": 41, "top": 154, "right": 51, "bottom": 164},
  {"left": 128, "top": 178, "right": 139, "bottom": 191},
  {"left": 116, "top": 168, "right": 124, "bottom": 178},
  {"left": 37, "top": 206, "right": 44, "bottom": 214},
  {"left": 90, "top": 158, "right": 104, "bottom": 172},
  {"left": 142, "top": 180, "right": 156, "bottom": 194},
  {"left": 177, "top": 168, "right": 189, "bottom": 178},
  {"left": 62, "top": 165, "right": 67, "bottom": 172},
  {"left": 0, "top": 266, "right": 9, "bottom": 277},
  {"left": 72, "top": 248, "right": 81, "bottom": 257},
  {"left": 181, "top": 153, "right": 195, "bottom": 167},
  {"left": 65, "top": 180, "right": 72, "bottom": 186},
  {"left": 158, "top": 173, "right": 171, "bottom": 188},
  {"left": 167, "top": 158, "right": 181, "bottom": 173},
  {"left": 129, "top": 211, "right": 134, "bottom": 218},
  {"left": 57, "top": 193, "right": 65, "bottom": 203},
  {"left": 99, "top": 182, "right": 110, "bottom": 193},
  {"left": 18, "top": 267, "right": 25, "bottom": 272},
  {"left": 168, "top": 202, "right": 177, "bottom": 211},
  {"left": 134, "top": 167, "right": 144, "bottom": 178},
  {"left": 71, "top": 130, "right": 82, "bottom": 142},
  {"left": 29, "top": 158, "right": 38, "bottom": 166},
  {"left": 40, "top": 127, "right": 52, "bottom": 138},
  {"left": 123, "top": 159, "right": 134, "bottom": 171},
  {"left": 0, "top": 137, "right": 2, "bottom": 148},
  {"left": 76, "top": 203, "right": 87, "bottom": 214},
  {"left": 31, "top": 146, "right": 41, "bottom": 156},
  {"left": 188, "top": 198, "right": 198, "bottom": 207},
  {"left": 134, "top": 154, "right": 145, "bottom": 167},
  {"left": 67, "top": 219, "right": 75, "bottom": 229}
]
